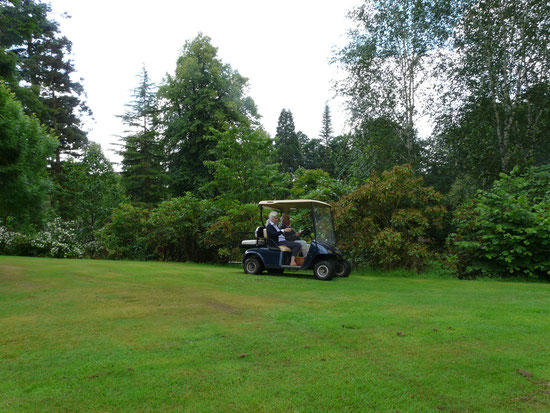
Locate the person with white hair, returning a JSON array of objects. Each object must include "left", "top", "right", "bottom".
[{"left": 265, "top": 211, "right": 301, "bottom": 266}]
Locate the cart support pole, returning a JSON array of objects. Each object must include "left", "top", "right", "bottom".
[{"left": 260, "top": 206, "right": 264, "bottom": 225}]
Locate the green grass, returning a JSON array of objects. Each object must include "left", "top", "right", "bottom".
[{"left": 1, "top": 256, "right": 549, "bottom": 412}]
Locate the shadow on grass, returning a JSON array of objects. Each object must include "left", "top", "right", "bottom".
[
  {"left": 273, "top": 271, "right": 317, "bottom": 280},
  {"left": 224, "top": 266, "right": 319, "bottom": 281}
]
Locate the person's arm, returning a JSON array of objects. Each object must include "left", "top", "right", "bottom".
[
  {"left": 267, "top": 222, "right": 290, "bottom": 238},
  {"left": 266, "top": 222, "right": 282, "bottom": 237}
]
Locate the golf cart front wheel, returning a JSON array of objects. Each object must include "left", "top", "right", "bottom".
[
  {"left": 313, "top": 260, "right": 334, "bottom": 281},
  {"left": 334, "top": 261, "right": 352, "bottom": 277},
  {"left": 243, "top": 257, "right": 262, "bottom": 274}
]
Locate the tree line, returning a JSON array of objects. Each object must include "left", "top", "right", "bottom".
[{"left": 1, "top": 0, "right": 549, "bottom": 280}]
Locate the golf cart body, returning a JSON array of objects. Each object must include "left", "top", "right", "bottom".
[{"left": 241, "top": 200, "right": 351, "bottom": 280}]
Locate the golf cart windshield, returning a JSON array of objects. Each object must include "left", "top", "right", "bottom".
[{"left": 312, "top": 205, "right": 336, "bottom": 246}]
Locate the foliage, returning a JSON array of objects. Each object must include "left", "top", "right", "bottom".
[
  {"left": 56, "top": 143, "right": 124, "bottom": 242},
  {"left": 31, "top": 218, "right": 84, "bottom": 258},
  {"left": 298, "top": 103, "right": 340, "bottom": 175},
  {"left": 0, "top": 218, "right": 83, "bottom": 258},
  {"left": 0, "top": 0, "right": 90, "bottom": 164},
  {"left": 449, "top": 165, "right": 550, "bottom": 280},
  {"left": 285, "top": 169, "right": 351, "bottom": 237},
  {"left": 334, "top": 164, "right": 446, "bottom": 270},
  {"left": 429, "top": 0, "right": 550, "bottom": 192},
  {"left": 427, "top": 97, "right": 504, "bottom": 193},
  {"left": 147, "top": 194, "right": 224, "bottom": 262},
  {"left": 203, "top": 125, "right": 289, "bottom": 203},
  {"left": 319, "top": 103, "right": 333, "bottom": 146},
  {"left": 301, "top": 138, "right": 326, "bottom": 171},
  {"left": 0, "top": 84, "right": 58, "bottom": 230},
  {"left": 290, "top": 169, "right": 350, "bottom": 203},
  {"left": 450, "top": 0, "right": 550, "bottom": 172},
  {"left": 158, "top": 33, "right": 258, "bottom": 194},
  {"left": 99, "top": 204, "right": 152, "bottom": 260},
  {"left": 350, "top": 117, "right": 415, "bottom": 182},
  {"left": 275, "top": 108, "right": 303, "bottom": 173},
  {"left": 327, "top": 134, "right": 355, "bottom": 180},
  {"left": 119, "top": 66, "right": 168, "bottom": 207},
  {"left": 205, "top": 203, "right": 258, "bottom": 260},
  {"left": 0, "top": 225, "right": 33, "bottom": 256},
  {"left": 334, "top": 0, "right": 458, "bottom": 165}
]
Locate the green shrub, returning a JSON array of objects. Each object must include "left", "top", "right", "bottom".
[
  {"left": 334, "top": 165, "right": 446, "bottom": 271},
  {"left": 205, "top": 203, "right": 259, "bottom": 260},
  {"left": 147, "top": 194, "right": 225, "bottom": 262},
  {"left": 449, "top": 165, "right": 550, "bottom": 280},
  {"left": 99, "top": 204, "right": 152, "bottom": 260}
]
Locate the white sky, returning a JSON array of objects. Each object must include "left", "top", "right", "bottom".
[{"left": 48, "top": 0, "right": 362, "bottom": 163}]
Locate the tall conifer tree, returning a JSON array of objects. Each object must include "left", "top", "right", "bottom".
[
  {"left": 119, "top": 67, "right": 168, "bottom": 206},
  {"left": 275, "top": 108, "right": 303, "bottom": 173},
  {"left": 0, "top": 0, "right": 90, "bottom": 165},
  {"left": 319, "top": 103, "right": 333, "bottom": 146}
]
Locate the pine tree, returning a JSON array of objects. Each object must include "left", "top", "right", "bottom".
[
  {"left": 275, "top": 108, "right": 303, "bottom": 173},
  {"left": 319, "top": 103, "right": 333, "bottom": 146},
  {"left": 119, "top": 67, "right": 168, "bottom": 206},
  {"left": 0, "top": 0, "right": 90, "bottom": 165}
]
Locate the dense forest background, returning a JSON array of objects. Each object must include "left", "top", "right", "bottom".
[{"left": 1, "top": 0, "right": 549, "bottom": 280}]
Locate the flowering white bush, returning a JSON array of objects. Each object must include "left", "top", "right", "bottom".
[
  {"left": 0, "top": 226, "right": 31, "bottom": 255},
  {"left": 0, "top": 219, "right": 84, "bottom": 258},
  {"left": 31, "top": 218, "right": 84, "bottom": 258}
]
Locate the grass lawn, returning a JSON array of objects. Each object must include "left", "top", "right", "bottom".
[{"left": 1, "top": 256, "right": 549, "bottom": 412}]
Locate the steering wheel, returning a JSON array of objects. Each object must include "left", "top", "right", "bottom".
[{"left": 300, "top": 227, "right": 314, "bottom": 239}]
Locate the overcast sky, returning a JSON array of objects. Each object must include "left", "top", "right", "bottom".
[{"left": 48, "top": 0, "right": 362, "bottom": 163}]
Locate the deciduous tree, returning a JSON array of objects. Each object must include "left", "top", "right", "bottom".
[
  {"left": 0, "top": 84, "right": 57, "bottom": 229},
  {"left": 334, "top": 0, "right": 457, "bottom": 165},
  {"left": 451, "top": 0, "right": 550, "bottom": 172},
  {"left": 203, "top": 125, "right": 289, "bottom": 203},
  {"left": 158, "top": 34, "right": 259, "bottom": 194},
  {"left": 58, "top": 143, "right": 123, "bottom": 242}
]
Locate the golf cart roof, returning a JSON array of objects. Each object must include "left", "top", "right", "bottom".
[{"left": 259, "top": 199, "right": 331, "bottom": 210}]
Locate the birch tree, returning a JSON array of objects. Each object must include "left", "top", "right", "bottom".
[
  {"left": 334, "top": 0, "right": 458, "bottom": 164},
  {"left": 454, "top": 0, "right": 550, "bottom": 172}
]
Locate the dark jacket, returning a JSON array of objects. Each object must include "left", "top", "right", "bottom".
[
  {"left": 266, "top": 222, "right": 284, "bottom": 246},
  {"left": 279, "top": 223, "right": 299, "bottom": 241}
]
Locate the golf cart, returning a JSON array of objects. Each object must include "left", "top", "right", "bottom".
[{"left": 241, "top": 200, "right": 351, "bottom": 281}]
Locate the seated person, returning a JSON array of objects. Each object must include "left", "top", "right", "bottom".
[
  {"left": 265, "top": 211, "right": 302, "bottom": 266},
  {"left": 279, "top": 214, "right": 309, "bottom": 257}
]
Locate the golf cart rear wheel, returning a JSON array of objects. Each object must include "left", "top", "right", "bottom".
[
  {"left": 334, "top": 261, "right": 352, "bottom": 277},
  {"left": 313, "top": 260, "right": 334, "bottom": 281},
  {"left": 243, "top": 257, "right": 262, "bottom": 274}
]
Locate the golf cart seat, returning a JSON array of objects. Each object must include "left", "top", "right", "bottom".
[
  {"left": 238, "top": 226, "right": 266, "bottom": 248},
  {"left": 240, "top": 239, "right": 265, "bottom": 247},
  {"left": 257, "top": 226, "right": 291, "bottom": 252}
]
